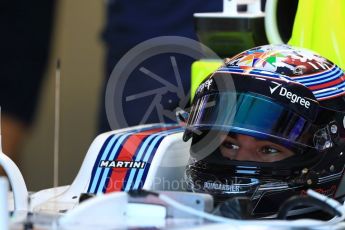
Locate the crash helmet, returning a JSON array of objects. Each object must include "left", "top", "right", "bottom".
[{"left": 184, "top": 44, "right": 345, "bottom": 216}]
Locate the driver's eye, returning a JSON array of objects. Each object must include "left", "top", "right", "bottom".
[
  {"left": 259, "top": 146, "right": 280, "bottom": 155},
  {"left": 222, "top": 141, "right": 239, "bottom": 150}
]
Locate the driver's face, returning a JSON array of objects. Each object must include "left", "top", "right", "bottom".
[{"left": 219, "top": 134, "right": 294, "bottom": 162}]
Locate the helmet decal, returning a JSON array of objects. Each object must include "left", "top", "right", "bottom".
[{"left": 223, "top": 44, "right": 345, "bottom": 101}]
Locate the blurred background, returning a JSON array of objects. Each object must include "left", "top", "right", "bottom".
[
  {"left": 9, "top": 0, "right": 225, "bottom": 191},
  {"left": 17, "top": 0, "right": 105, "bottom": 190}
]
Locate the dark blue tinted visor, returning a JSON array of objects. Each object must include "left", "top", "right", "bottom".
[{"left": 186, "top": 92, "right": 320, "bottom": 148}]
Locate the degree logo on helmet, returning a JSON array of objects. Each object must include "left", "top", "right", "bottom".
[{"left": 269, "top": 81, "right": 311, "bottom": 109}]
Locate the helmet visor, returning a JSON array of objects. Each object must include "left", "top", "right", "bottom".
[{"left": 186, "top": 92, "right": 324, "bottom": 150}]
